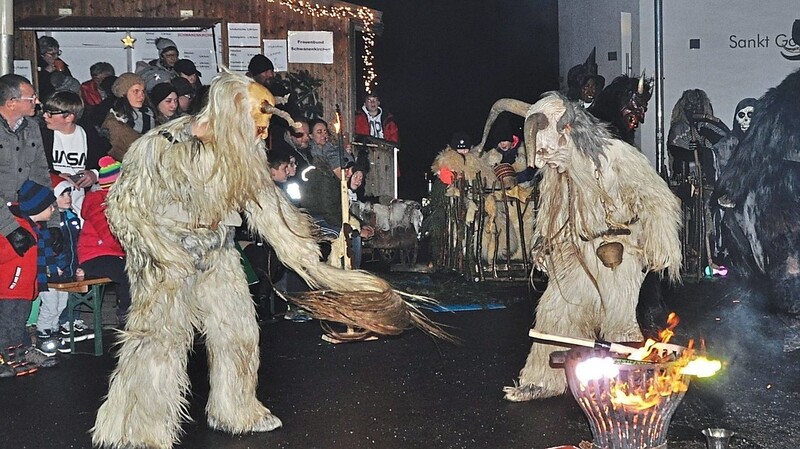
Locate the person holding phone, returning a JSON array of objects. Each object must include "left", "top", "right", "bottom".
[{"left": 41, "top": 91, "right": 111, "bottom": 219}]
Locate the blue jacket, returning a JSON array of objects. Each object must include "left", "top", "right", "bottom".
[{"left": 51, "top": 208, "right": 81, "bottom": 282}]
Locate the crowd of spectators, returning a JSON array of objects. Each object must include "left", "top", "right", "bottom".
[{"left": 0, "top": 36, "right": 406, "bottom": 375}]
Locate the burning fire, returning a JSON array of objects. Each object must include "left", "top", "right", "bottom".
[
  {"left": 575, "top": 313, "right": 721, "bottom": 411},
  {"left": 680, "top": 356, "right": 722, "bottom": 378}
]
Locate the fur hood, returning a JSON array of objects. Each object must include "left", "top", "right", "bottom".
[{"left": 431, "top": 147, "right": 497, "bottom": 185}]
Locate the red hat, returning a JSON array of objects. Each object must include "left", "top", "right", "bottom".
[{"left": 50, "top": 173, "right": 72, "bottom": 197}]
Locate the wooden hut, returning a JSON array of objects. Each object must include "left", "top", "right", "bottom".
[{"left": 13, "top": 0, "right": 383, "bottom": 135}]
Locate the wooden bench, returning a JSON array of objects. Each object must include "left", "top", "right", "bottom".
[{"left": 47, "top": 277, "right": 112, "bottom": 356}]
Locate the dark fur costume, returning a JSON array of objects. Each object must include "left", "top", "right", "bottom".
[
  {"left": 717, "top": 68, "right": 800, "bottom": 316},
  {"left": 588, "top": 75, "right": 653, "bottom": 145}
]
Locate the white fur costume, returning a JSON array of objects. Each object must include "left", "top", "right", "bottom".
[
  {"left": 92, "top": 72, "right": 440, "bottom": 449},
  {"left": 475, "top": 94, "right": 681, "bottom": 401}
]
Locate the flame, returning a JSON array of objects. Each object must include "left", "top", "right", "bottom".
[
  {"left": 574, "top": 314, "right": 721, "bottom": 412},
  {"left": 680, "top": 356, "right": 722, "bottom": 377},
  {"left": 332, "top": 113, "right": 341, "bottom": 134}
]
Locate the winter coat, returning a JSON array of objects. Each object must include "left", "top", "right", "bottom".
[
  {"left": 51, "top": 208, "right": 81, "bottom": 282},
  {"left": 80, "top": 80, "right": 104, "bottom": 107},
  {"left": 301, "top": 166, "right": 344, "bottom": 227},
  {"left": 354, "top": 108, "right": 399, "bottom": 143},
  {"left": 0, "top": 207, "right": 39, "bottom": 300},
  {"left": 78, "top": 189, "right": 125, "bottom": 263},
  {"left": 0, "top": 115, "right": 55, "bottom": 236},
  {"left": 102, "top": 109, "right": 151, "bottom": 162}
]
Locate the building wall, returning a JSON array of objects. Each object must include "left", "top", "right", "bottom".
[
  {"left": 562, "top": 0, "right": 799, "bottom": 167},
  {"left": 14, "top": 0, "right": 374, "bottom": 132},
  {"left": 558, "top": 0, "right": 641, "bottom": 89},
  {"left": 638, "top": 0, "right": 799, "bottom": 168}
]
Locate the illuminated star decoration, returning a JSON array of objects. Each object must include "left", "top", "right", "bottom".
[{"left": 121, "top": 33, "right": 136, "bottom": 49}]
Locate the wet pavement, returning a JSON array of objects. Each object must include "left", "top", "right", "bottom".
[{"left": 1, "top": 271, "right": 797, "bottom": 449}]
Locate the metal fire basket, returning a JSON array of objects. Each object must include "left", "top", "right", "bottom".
[{"left": 561, "top": 347, "right": 690, "bottom": 449}]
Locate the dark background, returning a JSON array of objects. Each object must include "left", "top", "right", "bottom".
[{"left": 348, "top": 0, "right": 560, "bottom": 200}]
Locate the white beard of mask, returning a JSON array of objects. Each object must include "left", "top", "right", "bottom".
[{"left": 736, "top": 106, "right": 754, "bottom": 133}]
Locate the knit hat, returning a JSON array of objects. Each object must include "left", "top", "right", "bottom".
[
  {"left": 18, "top": 180, "right": 56, "bottom": 216},
  {"left": 150, "top": 82, "right": 176, "bottom": 106},
  {"left": 155, "top": 37, "right": 178, "bottom": 55},
  {"left": 171, "top": 77, "right": 194, "bottom": 97},
  {"left": 492, "top": 118, "right": 515, "bottom": 144},
  {"left": 247, "top": 54, "right": 274, "bottom": 76},
  {"left": 98, "top": 156, "right": 122, "bottom": 190},
  {"left": 174, "top": 59, "right": 201, "bottom": 77},
  {"left": 50, "top": 72, "right": 82, "bottom": 95},
  {"left": 112, "top": 72, "right": 146, "bottom": 98},
  {"left": 450, "top": 132, "right": 471, "bottom": 150}
]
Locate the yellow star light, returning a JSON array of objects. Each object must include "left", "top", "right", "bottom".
[{"left": 121, "top": 33, "right": 136, "bottom": 49}]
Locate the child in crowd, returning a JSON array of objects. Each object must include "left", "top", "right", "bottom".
[
  {"left": 42, "top": 90, "right": 111, "bottom": 220},
  {"left": 35, "top": 177, "right": 90, "bottom": 355},
  {"left": 78, "top": 156, "right": 132, "bottom": 327},
  {"left": 0, "top": 181, "right": 60, "bottom": 378}
]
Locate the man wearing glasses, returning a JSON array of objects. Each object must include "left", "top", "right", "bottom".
[
  {"left": 0, "top": 74, "right": 52, "bottom": 229},
  {"left": 37, "top": 36, "right": 71, "bottom": 102},
  {"left": 0, "top": 74, "right": 59, "bottom": 368}
]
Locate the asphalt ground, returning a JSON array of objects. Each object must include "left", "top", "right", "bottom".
[{"left": 1, "top": 272, "right": 797, "bottom": 449}]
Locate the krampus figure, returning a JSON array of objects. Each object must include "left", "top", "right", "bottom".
[
  {"left": 92, "top": 71, "right": 441, "bottom": 449},
  {"left": 588, "top": 73, "right": 653, "bottom": 145},
  {"left": 716, "top": 68, "right": 800, "bottom": 332},
  {"left": 474, "top": 93, "right": 681, "bottom": 401}
]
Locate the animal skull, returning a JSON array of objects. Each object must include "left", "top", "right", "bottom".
[{"left": 736, "top": 105, "right": 754, "bottom": 132}]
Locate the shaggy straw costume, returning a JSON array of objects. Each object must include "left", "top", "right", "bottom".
[
  {"left": 474, "top": 93, "right": 681, "bottom": 401},
  {"left": 92, "top": 72, "right": 441, "bottom": 449}
]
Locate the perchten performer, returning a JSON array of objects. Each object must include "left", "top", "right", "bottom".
[
  {"left": 91, "top": 70, "right": 442, "bottom": 449},
  {"left": 474, "top": 92, "right": 681, "bottom": 401}
]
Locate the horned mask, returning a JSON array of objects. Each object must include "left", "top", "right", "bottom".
[{"left": 247, "top": 82, "right": 300, "bottom": 139}]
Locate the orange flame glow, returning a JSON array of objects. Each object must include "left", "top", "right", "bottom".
[{"left": 575, "top": 313, "right": 721, "bottom": 412}]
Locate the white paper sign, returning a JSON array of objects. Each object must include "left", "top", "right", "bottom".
[
  {"left": 13, "top": 60, "right": 32, "bottom": 81},
  {"left": 264, "top": 39, "right": 288, "bottom": 72},
  {"left": 287, "top": 31, "right": 334, "bottom": 64},
  {"left": 227, "top": 23, "right": 261, "bottom": 48},
  {"left": 228, "top": 47, "right": 261, "bottom": 73}
]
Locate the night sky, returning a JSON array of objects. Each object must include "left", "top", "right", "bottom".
[{"left": 347, "top": 0, "right": 559, "bottom": 200}]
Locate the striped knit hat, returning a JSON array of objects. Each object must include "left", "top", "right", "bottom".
[
  {"left": 18, "top": 180, "right": 56, "bottom": 216},
  {"left": 98, "top": 156, "right": 121, "bottom": 190}
]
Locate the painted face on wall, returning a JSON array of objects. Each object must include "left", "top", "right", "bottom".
[{"left": 736, "top": 106, "right": 754, "bottom": 133}]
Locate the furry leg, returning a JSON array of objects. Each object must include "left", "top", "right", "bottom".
[
  {"left": 504, "top": 285, "right": 591, "bottom": 401},
  {"left": 92, "top": 275, "right": 196, "bottom": 449},
  {"left": 505, "top": 254, "right": 606, "bottom": 402},
  {"left": 197, "top": 245, "right": 281, "bottom": 434},
  {"left": 597, "top": 256, "right": 646, "bottom": 343}
]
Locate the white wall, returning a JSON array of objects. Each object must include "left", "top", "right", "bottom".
[
  {"left": 41, "top": 30, "right": 217, "bottom": 84},
  {"left": 639, "top": 0, "right": 799, "bottom": 167},
  {"left": 559, "top": 0, "right": 641, "bottom": 88},
  {"left": 562, "top": 0, "right": 800, "bottom": 167}
]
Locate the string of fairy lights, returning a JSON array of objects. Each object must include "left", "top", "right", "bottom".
[{"left": 267, "top": 0, "right": 378, "bottom": 94}]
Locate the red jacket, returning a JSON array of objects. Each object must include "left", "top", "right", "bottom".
[
  {"left": 80, "top": 80, "right": 103, "bottom": 107},
  {"left": 0, "top": 211, "right": 39, "bottom": 300},
  {"left": 78, "top": 189, "right": 125, "bottom": 263},
  {"left": 354, "top": 109, "right": 399, "bottom": 143}
]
